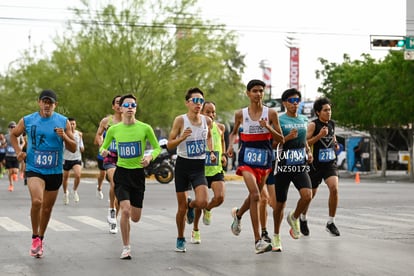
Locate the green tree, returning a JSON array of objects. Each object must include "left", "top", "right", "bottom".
[
  {"left": 0, "top": 0, "right": 246, "bottom": 160},
  {"left": 316, "top": 51, "right": 414, "bottom": 179}
]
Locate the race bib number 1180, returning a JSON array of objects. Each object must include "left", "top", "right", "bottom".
[{"left": 118, "top": 142, "right": 141, "bottom": 158}]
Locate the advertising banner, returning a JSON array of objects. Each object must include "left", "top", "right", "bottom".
[{"left": 347, "top": 137, "right": 371, "bottom": 172}]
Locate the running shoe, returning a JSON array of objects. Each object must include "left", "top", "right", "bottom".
[
  {"left": 300, "top": 218, "right": 310, "bottom": 236},
  {"left": 12, "top": 174, "right": 18, "bottom": 182},
  {"left": 63, "top": 192, "right": 69, "bottom": 205},
  {"left": 326, "top": 222, "right": 340, "bottom": 236},
  {"left": 203, "top": 209, "right": 211, "bottom": 225},
  {"left": 107, "top": 208, "right": 117, "bottom": 224},
  {"left": 175, "top": 238, "right": 187, "bottom": 252},
  {"left": 109, "top": 223, "right": 118, "bottom": 234},
  {"left": 191, "top": 230, "right": 201, "bottom": 244},
  {"left": 255, "top": 239, "right": 272, "bottom": 254},
  {"left": 96, "top": 186, "right": 104, "bottom": 200},
  {"left": 230, "top": 207, "right": 241, "bottom": 236},
  {"left": 30, "top": 237, "right": 43, "bottom": 258},
  {"left": 271, "top": 235, "right": 283, "bottom": 252},
  {"left": 261, "top": 230, "right": 271, "bottom": 243},
  {"left": 186, "top": 197, "right": 194, "bottom": 224},
  {"left": 287, "top": 211, "right": 301, "bottom": 239},
  {"left": 73, "top": 190, "right": 80, "bottom": 202},
  {"left": 120, "top": 246, "right": 131, "bottom": 259},
  {"left": 8, "top": 185, "right": 13, "bottom": 192}
]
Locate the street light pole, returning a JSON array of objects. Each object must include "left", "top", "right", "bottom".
[{"left": 259, "top": 59, "right": 271, "bottom": 100}]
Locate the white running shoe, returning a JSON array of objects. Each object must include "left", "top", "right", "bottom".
[
  {"left": 73, "top": 190, "right": 80, "bottom": 203},
  {"left": 96, "top": 186, "right": 104, "bottom": 200},
  {"left": 231, "top": 207, "right": 241, "bottom": 236},
  {"left": 120, "top": 246, "right": 131, "bottom": 259},
  {"left": 109, "top": 223, "right": 118, "bottom": 234},
  {"left": 255, "top": 239, "right": 272, "bottom": 254},
  {"left": 107, "top": 208, "right": 117, "bottom": 224},
  {"left": 63, "top": 192, "right": 69, "bottom": 205}
]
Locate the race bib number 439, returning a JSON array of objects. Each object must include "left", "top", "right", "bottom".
[{"left": 34, "top": 150, "right": 58, "bottom": 168}]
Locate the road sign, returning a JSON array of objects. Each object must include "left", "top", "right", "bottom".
[
  {"left": 405, "top": 36, "right": 414, "bottom": 50},
  {"left": 404, "top": 51, "right": 414, "bottom": 60}
]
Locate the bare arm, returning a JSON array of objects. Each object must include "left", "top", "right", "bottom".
[
  {"left": 226, "top": 110, "right": 242, "bottom": 158},
  {"left": 61, "top": 120, "right": 76, "bottom": 153},
  {"left": 167, "top": 116, "right": 189, "bottom": 150},
  {"left": 217, "top": 122, "right": 227, "bottom": 167},
  {"left": 10, "top": 118, "right": 25, "bottom": 161},
  {"left": 94, "top": 116, "right": 109, "bottom": 146},
  {"left": 268, "top": 109, "right": 285, "bottom": 144},
  {"left": 78, "top": 131, "right": 85, "bottom": 153},
  {"left": 205, "top": 116, "right": 216, "bottom": 163},
  {"left": 307, "top": 121, "right": 329, "bottom": 146}
]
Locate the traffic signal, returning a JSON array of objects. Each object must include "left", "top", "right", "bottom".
[
  {"left": 370, "top": 35, "right": 406, "bottom": 50},
  {"left": 372, "top": 39, "right": 405, "bottom": 48}
]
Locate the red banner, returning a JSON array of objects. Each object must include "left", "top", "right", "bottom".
[
  {"left": 289, "top": 48, "right": 299, "bottom": 89},
  {"left": 263, "top": 67, "right": 271, "bottom": 89}
]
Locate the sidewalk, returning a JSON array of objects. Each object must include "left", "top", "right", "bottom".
[{"left": 339, "top": 169, "right": 413, "bottom": 182}]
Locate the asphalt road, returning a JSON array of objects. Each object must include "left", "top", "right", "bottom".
[{"left": 0, "top": 174, "right": 413, "bottom": 276}]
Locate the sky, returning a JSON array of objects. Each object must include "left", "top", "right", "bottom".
[{"left": 0, "top": 0, "right": 407, "bottom": 100}]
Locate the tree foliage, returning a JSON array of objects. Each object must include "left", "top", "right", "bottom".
[
  {"left": 0, "top": 0, "right": 246, "bottom": 160},
  {"left": 316, "top": 51, "right": 414, "bottom": 179}
]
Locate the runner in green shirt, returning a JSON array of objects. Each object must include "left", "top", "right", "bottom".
[{"left": 100, "top": 94, "right": 161, "bottom": 260}]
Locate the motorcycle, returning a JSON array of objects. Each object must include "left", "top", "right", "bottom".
[{"left": 144, "top": 141, "right": 175, "bottom": 184}]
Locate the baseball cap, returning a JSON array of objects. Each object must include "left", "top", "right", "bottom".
[{"left": 39, "top": 90, "right": 57, "bottom": 103}]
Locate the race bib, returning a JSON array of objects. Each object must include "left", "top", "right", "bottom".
[
  {"left": 34, "top": 150, "right": 59, "bottom": 168},
  {"left": 108, "top": 139, "right": 117, "bottom": 152},
  {"left": 118, "top": 142, "right": 141, "bottom": 158},
  {"left": 285, "top": 148, "right": 306, "bottom": 165},
  {"left": 186, "top": 140, "right": 205, "bottom": 157},
  {"left": 6, "top": 145, "right": 15, "bottom": 154},
  {"left": 243, "top": 147, "right": 268, "bottom": 166},
  {"left": 318, "top": 148, "right": 336, "bottom": 162},
  {"left": 205, "top": 151, "right": 218, "bottom": 166}
]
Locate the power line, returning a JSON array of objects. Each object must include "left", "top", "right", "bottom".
[{"left": 0, "top": 15, "right": 375, "bottom": 38}]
